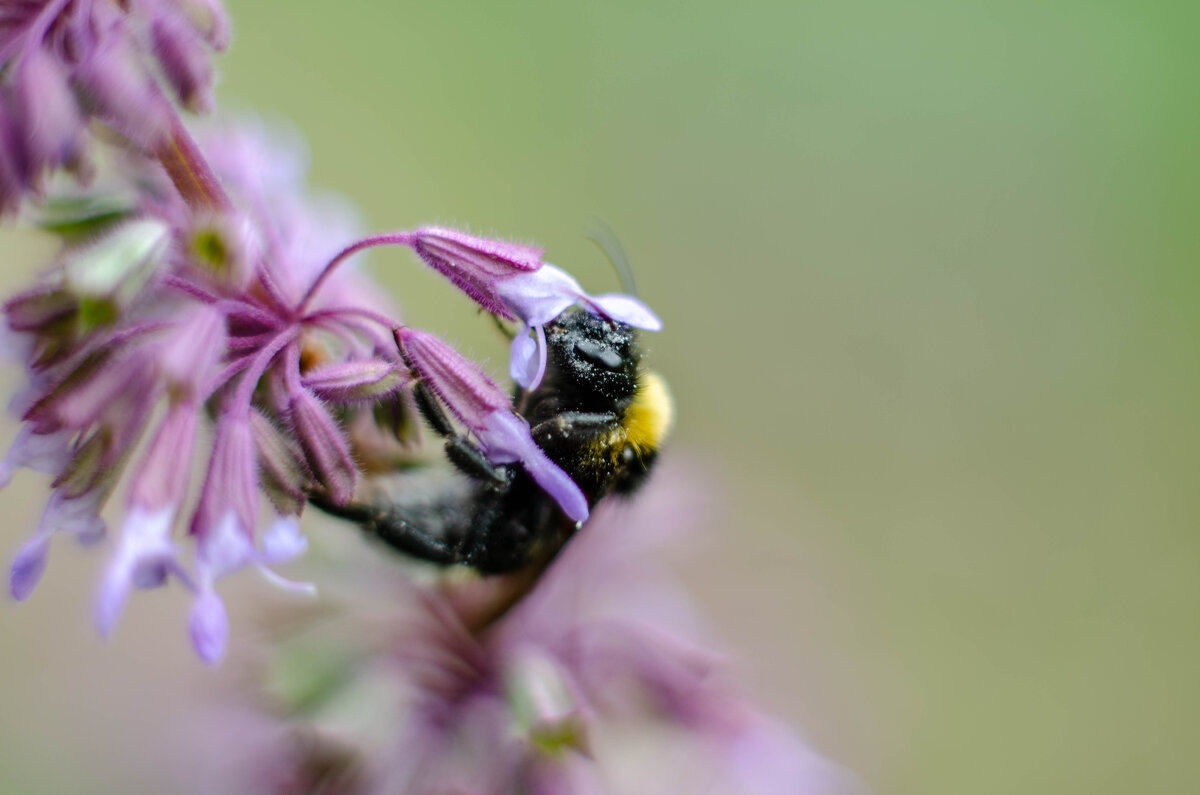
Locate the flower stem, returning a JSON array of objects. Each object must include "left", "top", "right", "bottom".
[
  {"left": 297, "top": 232, "right": 415, "bottom": 313},
  {"left": 156, "top": 113, "right": 231, "bottom": 212}
]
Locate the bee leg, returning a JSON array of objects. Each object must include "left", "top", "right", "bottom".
[
  {"left": 309, "top": 493, "right": 461, "bottom": 565},
  {"left": 444, "top": 436, "right": 510, "bottom": 485},
  {"left": 411, "top": 380, "right": 511, "bottom": 485},
  {"left": 412, "top": 381, "right": 457, "bottom": 438},
  {"left": 531, "top": 411, "right": 620, "bottom": 443}
]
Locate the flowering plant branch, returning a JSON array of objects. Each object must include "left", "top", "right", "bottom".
[{"left": 0, "top": 2, "right": 855, "bottom": 791}]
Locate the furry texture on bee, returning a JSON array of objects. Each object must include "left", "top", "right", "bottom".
[{"left": 310, "top": 309, "right": 672, "bottom": 574}]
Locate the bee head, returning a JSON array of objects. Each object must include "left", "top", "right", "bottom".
[{"left": 543, "top": 309, "right": 640, "bottom": 408}]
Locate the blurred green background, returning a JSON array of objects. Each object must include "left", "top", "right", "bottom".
[{"left": 2, "top": 1, "right": 1199, "bottom": 793}]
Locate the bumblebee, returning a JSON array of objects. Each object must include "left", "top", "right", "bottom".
[{"left": 310, "top": 308, "right": 673, "bottom": 574}]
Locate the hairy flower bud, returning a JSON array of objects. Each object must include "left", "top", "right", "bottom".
[{"left": 395, "top": 327, "right": 588, "bottom": 522}]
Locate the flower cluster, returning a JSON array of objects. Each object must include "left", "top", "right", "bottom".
[
  {"left": 0, "top": 3, "right": 856, "bottom": 792},
  {"left": 0, "top": 0, "right": 229, "bottom": 211},
  {"left": 0, "top": 0, "right": 659, "bottom": 664},
  {"left": 197, "top": 462, "right": 860, "bottom": 795}
]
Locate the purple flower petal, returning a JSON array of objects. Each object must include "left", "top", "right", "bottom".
[
  {"left": 157, "top": 306, "right": 227, "bottom": 396},
  {"left": 95, "top": 555, "right": 135, "bottom": 636},
  {"left": 0, "top": 427, "right": 74, "bottom": 488},
  {"left": 195, "top": 511, "right": 255, "bottom": 582},
  {"left": 127, "top": 401, "right": 199, "bottom": 512},
  {"left": 584, "top": 294, "right": 662, "bottom": 332},
  {"left": 479, "top": 410, "right": 588, "bottom": 523},
  {"left": 257, "top": 516, "right": 308, "bottom": 564},
  {"left": 74, "top": 36, "right": 170, "bottom": 149},
  {"left": 95, "top": 506, "right": 180, "bottom": 636},
  {"left": 9, "top": 533, "right": 50, "bottom": 601},
  {"left": 189, "top": 588, "right": 229, "bottom": 665},
  {"left": 254, "top": 518, "right": 315, "bottom": 595},
  {"left": 17, "top": 47, "right": 82, "bottom": 170},
  {"left": 191, "top": 416, "right": 258, "bottom": 544},
  {"left": 495, "top": 265, "right": 582, "bottom": 328},
  {"left": 152, "top": 14, "right": 215, "bottom": 112},
  {"left": 509, "top": 325, "right": 547, "bottom": 390}
]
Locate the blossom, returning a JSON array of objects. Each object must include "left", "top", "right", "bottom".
[
  {"left": 407, "top": 227, "right": 663, "bottom": 389},
  {"left": 0, "top": 119, "right": 405, "bottom": 662},
  {"left": 315, "top": 226, "right": 664, "bottom": 391}
]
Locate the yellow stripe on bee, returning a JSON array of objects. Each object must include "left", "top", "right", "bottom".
[
  {"left": 589, "top": 370, "right": 674, "bottom": 465},
  {"left": 623, "top": 370, "right": 673, "bottom": 453}
]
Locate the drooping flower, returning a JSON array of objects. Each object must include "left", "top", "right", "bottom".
[
  {"left": 408, "top": 227, "right": 663, "bottom": 390},
  {"left": 310, "top": 226, "right": 663, "bottom": 390},
  {"left": 395, "top": 326, "right": 589, "bottom": 522}
]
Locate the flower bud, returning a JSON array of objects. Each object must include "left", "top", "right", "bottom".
[
  {"left": 64, "top": 219, "right": 170, "bottom": 329},
  {"left": 408, "top": 227, "right": 543, "bottom": 320},
  {"left": 302, "top": 359, "right": 407, "bottom": 403},
  {"left": 288, "top": 389, "right": 356, "bottom": 506}
]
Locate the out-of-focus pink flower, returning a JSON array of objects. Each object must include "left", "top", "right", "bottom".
[
  {"left": 193, "top": 459, "right": 860, "bottom": 795},
  {"left": 0, "top": 0, "right": 230, "bottom": 210}
]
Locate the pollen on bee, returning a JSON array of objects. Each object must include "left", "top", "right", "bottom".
[
  {"left": 592, "top": 370, "right": 674, "bottom": 466},
  {"left": 623, "top": 370, "right": 673, "bottom": 452}
]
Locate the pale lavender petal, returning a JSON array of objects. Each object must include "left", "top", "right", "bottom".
[
  {"left": 496, "top": 264, "right": 582, "bottom": 327},
  {"left": 189, "top": 588, "right": 229, "bottom": 665},
  {"left": 9, "top": 533, "right": 50, "bottom": 601},
  {"left": 479, "top": 410, "right": 588, "bottom": 522},
  {"left": 0, "top": 427, "right": 74, "bottom": 488},
  {"left": 584, "top": 293, "right": 663, "bottom": 332},
  {"left": 255, "top": 565, "right": 317, "bottom": 596},
  {"left": 43, "top": 490, "right": 107, "bottom": 539},
  {"left": 95, "top": 506, "right": 180, "bottom": 636},
  {"left": 509, "top": 325, "right": 548, "bottom": 390},
  {"left": 257, "top": 516, "right": 307, "bottom": 564},
  {"left": 195, "top": 511, "right": 255, "bottom": 582},
  {"left": 95, "top": 554, "right": 135, "bottom": 636},
  {"left": 252, "top": 517, "right": 315, "bottom": 594}
]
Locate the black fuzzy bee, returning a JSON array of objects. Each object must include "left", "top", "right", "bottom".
[{"left": 310, "top": 309, "right": 672, "bottom": 574}]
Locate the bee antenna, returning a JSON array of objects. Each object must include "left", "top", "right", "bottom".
[{"left": 586, "top": 219, "right": 638, "bottom": 296}]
